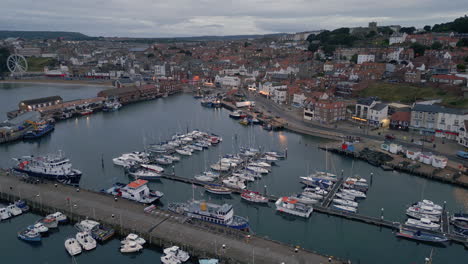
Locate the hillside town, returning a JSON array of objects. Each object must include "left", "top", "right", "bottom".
[{"left": 1, "top": 20, "right": 468, "bottom": 152}]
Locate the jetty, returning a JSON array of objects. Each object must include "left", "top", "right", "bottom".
[{"left": 0, "top": 169, "right": 341, "bottom": 264}]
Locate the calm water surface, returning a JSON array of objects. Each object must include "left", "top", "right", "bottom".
[{"left": 0, "top": 82, "right": 467, "bottom": 264}]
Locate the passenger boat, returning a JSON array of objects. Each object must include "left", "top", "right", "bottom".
[
  {"left": 140, "top": 164, "right": 165, "bottom": 173},
  {"left": 121, "top": 233, "right": 146, "bottom": 246},
  {"left": 103, "top": 179, "right": 164, "bottom": 204},
  {"left": 13, "top": 153, "right": 82, "bottom": 185},
  {"left": 23, "top": 123, "right": 55, "bottom": 139},
  {"left": 332, "top": 198, "right": 358, "bottom": 208},
  {"left": 65, "top": 238, "right": 82, "bottom": 256},
  {"left": 204, "top": 184, "right": 232, "bottom": 195},
  {"left": 241, "top": 190, "right": 269, "bottom": 203},
  {"left": 332, "top": 204, "right": 357, "bottom": 213},
  {"left": 18, "top": 229, "right": 41, "bottom": 242},
  {"left": 396, "top": 227, "right": 449, "bottom": 244},
  {"left": 405, "top": 218, "right": 440, "bottom": 231},
  {"left": 168, "top": 200, "right": 249, "bottom": 230},
  {"left": 275, "top": 197, "right": 313, "bottom": 218},
  {"left": 6, "top": 204, "right": 22, "bottom": 216},
  {"left": 163, "top": 246, "right": 190, "bottom": 262},
  {"left": 76, "top": 231, "right": 97, "bottom": 251}
]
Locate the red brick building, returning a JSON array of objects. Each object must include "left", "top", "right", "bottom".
[{"left": 304, "top": 99, "right": 346, "bottom": 124}]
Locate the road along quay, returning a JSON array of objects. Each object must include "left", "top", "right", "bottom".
[{"left": 0, "top": 170, "right": 343, "bottom": 264}]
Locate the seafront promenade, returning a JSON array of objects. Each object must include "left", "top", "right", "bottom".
[{"left": 0, "top": 170, "right": 341, "bottom": 264}]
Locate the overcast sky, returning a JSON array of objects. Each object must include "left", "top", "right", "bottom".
[{"left": 1, "top": 0, "right": 466, "bottom": 37}]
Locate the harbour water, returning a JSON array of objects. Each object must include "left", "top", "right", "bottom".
[{"left": 0, "top": 82, "right": 467, "bottom": 263}]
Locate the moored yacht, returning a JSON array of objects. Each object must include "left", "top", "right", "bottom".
[
  {"left": 65, "top": 238, "right": 82, "bottom": 256},
  {"left": 405, "top": 218, "right": 440, "bottom": 231},
  {"left": 241, "top": 190, "right": 269, "bottom": 203},
  {"left": 275, "top": 197, "right": 313, "bottom": 218},
  {"left": 76, "top": 231, "right": 97, "bottom": 251}
]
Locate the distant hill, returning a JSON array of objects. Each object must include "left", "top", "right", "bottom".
[
  {"left": 432, "top": 15, "right": 468, "bottom": 33},
  {"left": 107, "top": 33, "right": 285, "bottom": 43},
  {"left": 0, "top": 31, "right": 93, "bottom": 40}
]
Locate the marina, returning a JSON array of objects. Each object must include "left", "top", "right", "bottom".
[{"left": 0, "top": 83, "right": 467, "bottom": 264}]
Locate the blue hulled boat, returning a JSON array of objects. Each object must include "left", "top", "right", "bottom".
[
  {"left": 23, "top": 123, "right": 55, "bottom": 139},
  {"left": 18, "top": 229, "right": 41, "bottom": 242}
]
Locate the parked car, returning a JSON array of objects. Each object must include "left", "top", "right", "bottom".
[
  {"left": 385, "top": 134, "right": 395, "bottom": 140},
  {"left": 456, "top": 151, "right": 468, "bottom": 159}
]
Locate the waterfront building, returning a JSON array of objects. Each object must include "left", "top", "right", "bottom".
[
  {"left": 304, "top": 99, "right": 346, "bottom": 124},
  {"left": 19, "top": 96, "right": 63, "bottom": 111}
]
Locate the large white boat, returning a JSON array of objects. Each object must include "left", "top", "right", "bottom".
[
  {"left": 128, "top": 168, "right": 161, "bottom": 180},
  {"left": 140, "top": 164, "right": 165, "bottom": 173},
  {"left": 406, "top": 205, "right": 442, "bottom": 216},
  {"left": 333, "top": 204, "right": 357, "bottom": 213},
  {"left": 65, "top": 238, "right": 82, "bottom": 256},
  {"left": 163, "top": 246, "right": 190, "bottom": 262},
  {"left": 341, "top": 189, "right": 367, "bottom": 199},
  {"left": 120, "top": 241, "right": 143, "bottom": 253},
  {"left": 210, "top": 163, "right": 230, "bottom": 172},
  {"left": 405, "top": 218, "right": 440, "bottom": 231},
  {"left": 289, "top": 194, "right": 319, "bottom": 205},
  {"left": 406, "top": 211, "right": 440, "bottom": 222},
  {"left": 103, "top": 179, "right": 164, "bottom": 204},
  {"left": 76, "top": 232, "right": 97, "bottom": 251},
  {"left": 0, "top": 208, "right": 12, "bottom": 220},
  {"left": 6, "top": 204, "right": 22, "bottom": 216},
  {"left": 275, "top": 197, "right": 313, "bottom": 218},
  {"left": 112, "top": 157, "right": 137, "bottom": 167},
  {"left": 301, "top": 191, "right": 323, "bottom": 201},
  {"left": 222, "top": 177, "right": 246, "bottom": 189},
  {"left": 241, "top": 190, "right": 269, "bottom": 203},
  {"left": 414, "top": 200, "right": 443, "bottom": 211},
  {"left": 121, "top": 233, "right": 146, "bottom": 246},
  {"left": 13, "top": 153, "right": 82, "bottom": 185},
  {"left": 246, "top": 166, "right": 269, "bottom": 174},
  {"left": 332, "top": 198, "right": 358, "bottom": 208}
]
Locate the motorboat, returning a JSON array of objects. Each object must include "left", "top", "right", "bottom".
[
  {"left": 275, "top": 197, "right": 313, "bottom": 218},
  {"left": 121, "top": 233, "right": 146, "bottom": 246},
  {"left": 163, "top": 246, "right": 190, "bottom": 262},
  {"left": 15, "top": 200, "right": 30, "bottom": 212},
  {"left": 246, "top": 166, "right": 269, "bottom": 174},
  {"left": 65, "top": 238, "right": 82, "bottom": 256},
  {"left": 241, "top": 190, "right": 269, "bottom": 203},
  {"left": 120, "top": 241, "right": 143, "bottom": 253},
  {"left": 28, "top": 223, "right": 48, "bottom": 234},
  {"left": 301, "top": 191, "right": 323, "bottom": 201},
  {"left": 155, "top": 157, "right": 173, "bottom": 165},
  {"left": 304, "top": 187, "right": 328, "bottom": 196},
  {"left": 309, "top": 171, "right": 337, "bottom": 182},
  {"left": 222, "top": 177, "right": 246, "bottom": 189},
  {"left": 75, "top": 219, "right": 100, "bottom": 232},
  {"left": 341, "top": 189, "right": 367, "bottom": 199},
  {"left": 187, "top": 145, "right": 203, "bottom": 151},
  {"left": 168, "top": 200, "right": 249, "bottom": 230},
  {"left": 203, "top": 171, "right": 219, "bottom": 178},
  {"left": 176, "top": 149, "right": 192, "bottom": 156},
  {"left": 248, "top": 161, "right": 271, "bottom": 168},
  {"left": 406, "top": 211, "right": 440, "bottom": 222},
  {"left": 204, "top": 184, "right": 232, "bottom": 195},
  {"left": 300, "top": 177, "right": 333, "bottom": 190},
  {"left": 405, "top": 218, "right": 440, "bottom": 231},
  {"left": 74, "top": 220, "right": 115, "bottom": 242},
  {"left": 332, "top": 204, "right": 357, "bottom": 213},
  {"left": 235, "top": 173, "right": 255, "bottom": 182},
  {"left": 161, "top": 254, "right": 182, "bottom": 264},
  {"left": 396, "top": 226, "right": 448, "bottom": 244},
  {"left": 194, "top": 175, "right": 215, "bottom": 182},
  {"left": 163, "top": 155, "right": 181, "bottom": 162},
  {"left": 335, "top": 192, "right": 356, "bottom": 201},
  {"left": 78, "top": 108, "right": 93, "bottom": 116},
  {"left": 229, "top": 110, "right": 242, "bottom": 119},
  {"left": 112, "top": 157, "right": 137, "bottom": 167},
  {"left": 210, "top": 163, "right": 230, "bottom": 172},
  {"left": 128, "top": 169, "right": 161, "bottom": 180},
  {"left": 289, "top": 194, "right": 319, "bottom": 205},
  {"left": 6, "top": 204, "right": 22, "bottom": 216},
  {"left": 140, "top": 164, "right": 165, "bottom": 173},
  {"left": 451, "top": 213, "right": 468, "bottom": 230},
  {"left": 47, "top": 212, "right": 68, "bottom": 224},
  {"left": 18, "top": 229, "right": 41, "bottom": 242},
  {"left": 332, "top": 198, "right": 358, "bottom": 208},
  {"left": 76, "top": 232, "right": 97, "bottom": 251},
  {"left": 414, "top": 200, "right": 443, "bottom": 211},
  {"left": 103, "top": 179, "right": 164, "bottom": 204},
  {"left": 406, "top": 205, "right": 442, "bottom": 216}
]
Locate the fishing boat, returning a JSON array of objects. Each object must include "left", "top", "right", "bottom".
[
  {"left": 229, "top": 110, "right": 242, "bottom": 119},
  {"left": 18, "top": 229, "right": 41, "bottom": 242},
  {"left": 47, "top": 212, "right": 68, "bottom": 223},
  {"left": 78, "top": 108, "right": 93, "bottom": 116},
  {"left": 15, "top": 200, "right": 29, "bottom": 212},
  {"left": 6, "top": 204, "right": 22, "bottom": 216},
  {"left": 103, "top": 179, "right": 164, "bottom": 204},
  {"left": 204, "top": 184, "right": 232, "bottom": 195},
  {"left": 121, "top": 233, "right": 146, "bottom": 246},
  {"left": 163, "top": 246, "right": 190, "bottom": 262},
  {"left": 332, "top": 198, "right": 358, "bottom": 208},
  {"left": 120, "top": 241, "right": 143, "bottom": 253},
  {"left": 13, "top": 153, "right": 82, "bottom": 185},
  {"left": 290, "top": 194, "right": 319, "bottom": 205},
  {"left": 37, "top": 216, "right": 58, "bottom": 229},
  {"left": 405, "top": 218, "right": 440, "bottom": 231},
  {"left": 102, "top": 101, "right": 122, "bottom": 112},
  {"left": 76, "top": 232, "right": 97, "bottom": 251},
  {"left": 23, "top": 123, "right": 55, "bottom": 139},
  {"left": 75, "top": 220, "right": 115, "bottom": 243},
  {"left": 128, "top": 168, "right": 161, "bottom": 180},
  {"left": 27, "top": 223, "right": 48, "bottom": 234},
  {"left": 140, "top": 164, "right": 165, "bottom": 173},
  {"left": 396, "top": 226, "right": 449, "bottom": 244},
  {"left": 65, "top": 238, "right": 82, "bottom": 256},
  {"left": 332, "top": 204, "right": 357, "bottom": 213},
  {"left": 168, "top": 200, "right": 249, "bottom": 230},
  {"left": 275, "top": 197, "right": 313, "bottom": 218},
  {"left": 241, "top": 190, "right": 269, "bottom": 203}
]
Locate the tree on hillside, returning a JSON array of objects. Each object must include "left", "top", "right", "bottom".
[
  {"left": 424, "top": 25, "right": 432, "bottom": 32},
  {"left": 400, "top": 27, "right": 416, "bottom": 34},
  {"left": 0, "top": 47, "right": 11, "bottom": 77},
  {"left": 457, "top": 64, "right": 466, "bottom": 72},
  {"left": 457, "top": 38, "right": 468, "bottom": 47},
  {"left": 322, "top": 45, "right": 335, "bottom": 57},
  {"left": 366, "top": 31, "right": 377, "bottom": 38},
  {"left": 308, "top": 43, "right": 319, "bottom": 52},
  {"left": 351, "top": 54, "right": 358, "bottom": 64},
  {"left": 410, "top": 43, "right": 427, "bottom": 57},
  {"left": 433, "top": 15, "right": 468, "bottom": 33},
  {"left": 378, "top": 27, "right": 393, "bottom": 35},
  {"left": 431, "top": 41, "right": 443, "bottom": 50}
]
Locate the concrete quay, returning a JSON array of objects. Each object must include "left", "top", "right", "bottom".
[{"left": 0, "top": 170, "right": 342, "bottom": 264}]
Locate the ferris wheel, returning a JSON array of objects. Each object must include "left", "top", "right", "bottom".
[{"left": 7, "top": 54, "right": 28, "bottom": 74}]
